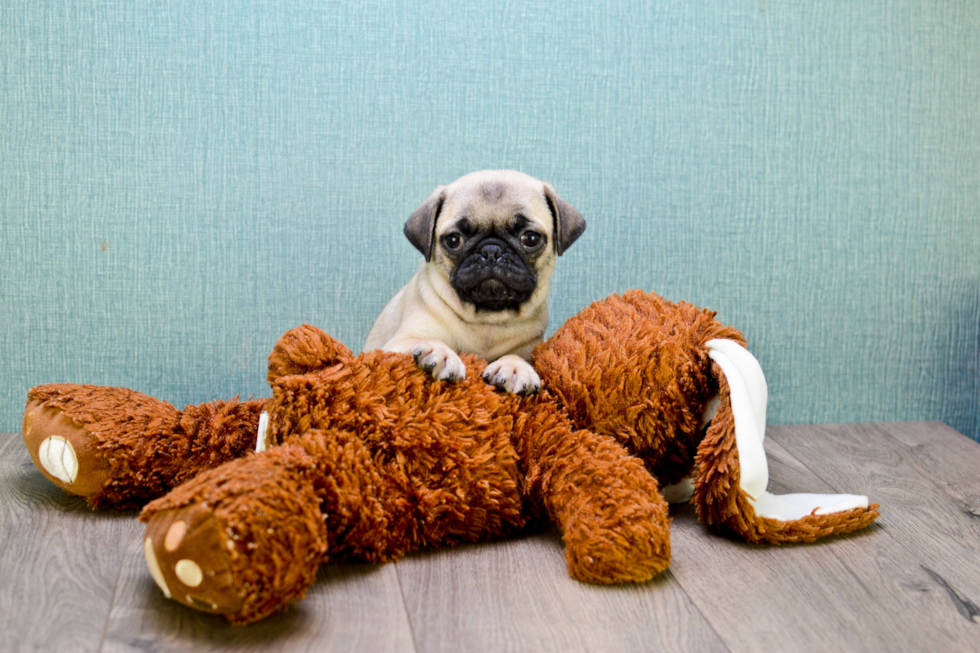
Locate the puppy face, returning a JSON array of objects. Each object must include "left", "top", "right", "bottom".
[{"left": 404, "top": 170, "right": 586, "bottom": 313}]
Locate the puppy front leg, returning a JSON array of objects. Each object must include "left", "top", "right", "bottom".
[
  {"left": 382, "top": 337, "right": 467, "bottom": 382},
  {"left": 483, "top": 354, "right": 541, "bottom": 395}
]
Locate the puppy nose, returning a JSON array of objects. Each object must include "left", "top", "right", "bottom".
[{"left": 480, "top": 243, "right": 504, "bottom": 262}]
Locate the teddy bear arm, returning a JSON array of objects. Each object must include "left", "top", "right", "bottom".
[
  {"left": 23, "top": 383, "right": 267, "bottom": 509},
  {"left": 514, "top": 400, "right": 672, "bottom": 583}
]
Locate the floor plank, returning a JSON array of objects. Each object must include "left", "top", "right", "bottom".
[
  {"left": 871, "top": 421, "right": 980, "bottom": 517},
  {"left": 5, "top": 422, "right": 980, "bottom": 652},
  {"left": 878, "top": 421, "right": 980, "bottom": 528},
  {"left": 395, "top": 528, "right": 728, "bottom": 653},
  {"left": 771, "top": 423, "right": 980, "bottom": 604},
  {"left": 768, "top": 423, "right": 980, "bottom": 646},
  {"left": 668, "top": 433, "right": 980, "bottom": 653},
  {"left": 0, "top": 433, "right": 142, "bottom": 653},
  {"left": 101, "top": 535, "right": 417, "bottom": 653},
  {"left": 877, "top": 420, "right": 980, "bottom": 452}
]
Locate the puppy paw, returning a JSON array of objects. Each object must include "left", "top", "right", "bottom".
[
  {"left": 411, "top": 340, "right": 467, "bottom": 382},
  {"left": 482, "top": 355, "right": 541, "bottom": 394}
]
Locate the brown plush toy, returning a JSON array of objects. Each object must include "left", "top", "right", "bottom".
[{"left": 22, "top": 291, "right": 879, "bottom": 624}]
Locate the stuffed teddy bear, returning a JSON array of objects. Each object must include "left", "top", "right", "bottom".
[{"left": 21, "top": 290, "right": 879, "bottom": 624}]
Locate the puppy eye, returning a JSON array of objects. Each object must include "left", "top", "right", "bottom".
[
  {"left": 520, "top": 231, "right": 543, "bottom": 249},
  {"left": 444, "top": 233, "right": 463, "bottom": 250}
]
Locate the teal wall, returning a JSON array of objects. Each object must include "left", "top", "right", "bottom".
[{"left": 2, "top": 1, "right": 978, "bottom": 439}]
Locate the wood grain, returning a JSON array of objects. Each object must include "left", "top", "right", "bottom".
[
  {"left": 0, "top": 433, "right": 142, "bottom": 653},
  {"left": 3, "top": 422, "right": 980, "bottom": 652},
  {"left": 101, "top": 534, "right": 417, "bottom": 653},
  {"left": 668, "top": 434, "right": 980, "bottom": 653},
  {"left": 395, "top": 529, "right": 727, "bottom": 653},
  {"left": 771, "top": 423, "right": 980, "bottom": 604},
  {"left": 870, "top": 421, "right": 980, "bottom": 515}
]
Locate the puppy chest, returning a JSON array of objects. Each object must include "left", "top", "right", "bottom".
[{"left": 452, "top": 324, "right": 542, "bottom": 361}]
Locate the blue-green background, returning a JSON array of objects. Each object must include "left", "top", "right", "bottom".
[{"left": 2, "top": 1, "right": 978, "bottom": 439}]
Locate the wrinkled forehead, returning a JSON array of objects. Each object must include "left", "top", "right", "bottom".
[{"left": 438, "top": 173, "right": 552, "bottom": 234}]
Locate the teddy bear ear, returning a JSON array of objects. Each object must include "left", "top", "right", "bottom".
[
  {"left": 694, "top": 338, "right": 878, "bottom": 542},
  {"left": 267, "top": 325, "right": 354, "bottom": 385}
]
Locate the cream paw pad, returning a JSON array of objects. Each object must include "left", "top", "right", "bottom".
[{"left": 22, "top": 400, "right": 111, "bottom": 498}]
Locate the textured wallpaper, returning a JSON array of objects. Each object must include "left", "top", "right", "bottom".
[{"left": 1, "top": 1, "right": 978, "bottom": 439}]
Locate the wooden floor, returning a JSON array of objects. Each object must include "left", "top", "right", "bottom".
[{"left": 2, "top": 421, "right": 979, "bottom": 653}]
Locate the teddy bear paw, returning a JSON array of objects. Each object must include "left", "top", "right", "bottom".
[
  {"left": 565, "top": 529, "right": 671, "bottom": 584},
  {"left": 142, "top": 503, "right": 244, "bottom": 615},
  {"left": 22, "top": 399, "right": 111, "bottom": 498}
]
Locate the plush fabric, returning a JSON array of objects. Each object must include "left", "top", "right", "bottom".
[{"left": 22, "top": 291, "right": 878, "bottom": 624}]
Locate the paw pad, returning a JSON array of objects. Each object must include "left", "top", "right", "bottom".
[
  {"left": 143, "top": 505, "right": 244, "bottom": 614},
  {"left": 22, "top": 400, "right": 111, "bottom": 497},
  {"left": 38, "top": 436, "right": 78, "bottom": 484},
  {"left": 175, "top": 559, "right": 203, "bottom": 587},
  {"left": 164, "top": 521, "right": 187, "bottom": 551}
]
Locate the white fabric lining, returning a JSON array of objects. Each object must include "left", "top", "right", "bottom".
[
  {"left": 705, "top": 340, "right": 869, "bottom": 521},
  {"left": 256, "top": 411, "right": 269, "bottom": 453}
]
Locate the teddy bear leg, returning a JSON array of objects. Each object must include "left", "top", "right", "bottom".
[
  {"left": 280, "top": 427, "right": 524, "bottom": 562},
  {"left": 141, "top": 441, "right": 327, "bottom": 624},
  {"left": 142, "top": 421, "right": 530, "bottom": 623},
  {"left": 23, "top": 384, "right": 267, "bottom": 509},
  {"left": 140, "top": 427, "right": 420, "bottom": 624},
  {"left": 516, "top": 401, "right": 672, "bottom": 584},
  {"left": 23, "top": 384, "right": 180, "bottom": 502},
  {"left": 693, "top": 340, "right": 879, "bottom": 542}
]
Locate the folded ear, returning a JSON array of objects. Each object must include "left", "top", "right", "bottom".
[
  {"left": 693, "top": 339, "right": 879, "bottom": 543},
  {"left": 403, "top": 185, "right": 447, "bottom": 261},
  {"left": 543, "top": 183, "right": 586, "bottom": 256}
]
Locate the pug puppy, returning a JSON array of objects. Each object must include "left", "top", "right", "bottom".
[{"left": 364, "top": 170, "right": 586, "bottom": 393}]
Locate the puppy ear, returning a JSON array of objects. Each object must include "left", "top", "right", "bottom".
[
  {"left": 404, "top": 185, "right": 447, "bottom": 262},
  {"left": 543, "top": 183, "right": 586, "bottom": 256}
]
